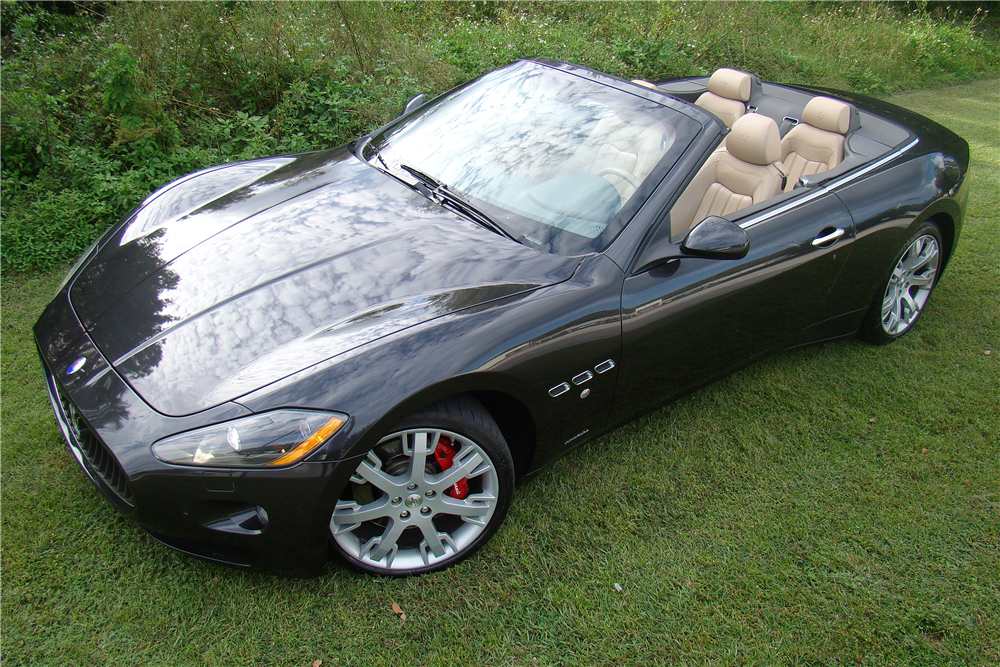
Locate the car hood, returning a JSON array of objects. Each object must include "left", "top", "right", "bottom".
[{"left": 70, "top": 148, "right": 580, "bottom": 416}]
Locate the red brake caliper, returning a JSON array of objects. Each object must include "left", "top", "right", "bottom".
[{"left": 433, "top": 437, "right": 470, "bottom": 499}]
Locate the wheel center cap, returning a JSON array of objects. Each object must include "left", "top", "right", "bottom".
[{"left": 404, "top": 494, "right": 423, "bottom": 508}]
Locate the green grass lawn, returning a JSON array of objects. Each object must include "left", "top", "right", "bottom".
[{"left": 2, "top": 80, "right": 997, "bottom": 667}]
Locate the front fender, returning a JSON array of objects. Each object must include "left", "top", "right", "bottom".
[{"left": 237, "top": 254, "right": 625, "bottom": 474}]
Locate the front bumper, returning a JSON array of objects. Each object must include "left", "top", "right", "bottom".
[{"left": 35, "top": 292, "right": 361, "bottom": 575}]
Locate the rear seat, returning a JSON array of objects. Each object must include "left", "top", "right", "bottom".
[
  {"left": 695, "top": 68, "right": 755, "bottom": 128},
  {"left": 656, "top": 71, "right": 862, "bottom": 222},
  {"left": 779, "top": 96, "right": 855, "bottom": 191}
]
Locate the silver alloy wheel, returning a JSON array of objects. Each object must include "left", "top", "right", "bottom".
[
  {"left": 330, "top": 428, "right": 499, "bottom": 572},
  {"left": 880, "top": 233, "right": 940, "bottom": 336}
]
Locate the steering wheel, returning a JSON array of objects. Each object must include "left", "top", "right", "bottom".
[{"left": 596, "top": 166, "right": 641, "bottom": 189}]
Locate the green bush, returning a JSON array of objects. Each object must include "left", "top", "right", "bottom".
[{"left": 2, "top": 1, "right": 998, "bottom": 274}]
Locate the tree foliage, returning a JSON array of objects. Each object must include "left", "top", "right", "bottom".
[{"left": 2, "top": 1, "right": 997, "bottom": 273}]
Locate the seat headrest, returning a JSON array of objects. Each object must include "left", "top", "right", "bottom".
[
  {"left": 707, "top": 68, "right": 752, "bottom": 102},
  {"left": 802, "top": 96, "right": 852, "bottom": 134},
  {"left": 726, "top": 114, "right": 781, "bottom": 166}
]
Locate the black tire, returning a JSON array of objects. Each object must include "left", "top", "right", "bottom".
[
  {"left": 329, "top": 395, "right": 514, "bottom": 576},
  {"left": 859, "top": 220, "right": 943, "bottom": 345}
]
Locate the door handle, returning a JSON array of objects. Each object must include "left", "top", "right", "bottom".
[{"left": 812, "top": 228, "right": 846, "bottom": 246}]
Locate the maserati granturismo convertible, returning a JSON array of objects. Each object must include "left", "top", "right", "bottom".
[{"left": 35, "top": 60, "right": 969, "bottom": 575}]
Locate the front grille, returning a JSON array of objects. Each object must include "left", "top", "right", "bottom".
[
  {"left": 44, "top": 363, "right": 134, "bottom": 508},
  {"left": 69, "top": 403, "right": 134, "bottom": 506}
]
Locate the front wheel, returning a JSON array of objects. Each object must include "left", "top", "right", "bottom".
[
  {"left": 859, "top": 221, "right": 943, "bottom": 344},
  {"left": 330, "top": 396, "right": 514, "bottom": 576}
]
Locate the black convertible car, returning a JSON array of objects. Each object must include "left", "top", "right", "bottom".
[{"left": 35, "top": 60, "right": 969, "bottom": 576}]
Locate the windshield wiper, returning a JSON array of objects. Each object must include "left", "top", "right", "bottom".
[
  {"left": 366, "top": 141, "right": 391, "bottom": 172},
  {"left": 400, "top": 164, "right": 520, "bottom": 244},
  {"left": 400, "top": 164, "right": 443, "bottom": 193}
]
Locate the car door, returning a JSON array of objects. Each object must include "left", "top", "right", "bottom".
[{"left": 611, "top": 192, "right": 856, "bottom": 424}]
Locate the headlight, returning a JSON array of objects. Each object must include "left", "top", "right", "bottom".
[{"left": 152, "top": 410, "right": 347, "bottom": 468}]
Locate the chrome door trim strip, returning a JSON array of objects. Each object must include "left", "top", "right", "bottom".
[{"left": 738, "top": 137, "right": 920, "bottom": 230}]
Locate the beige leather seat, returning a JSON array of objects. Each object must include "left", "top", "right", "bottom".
[
  {"left": 780, "top": 96, "right": 853, "bottom": 191},
  {"left": 695, "top": 68, "right": 753, "bottom": 128},
  {"left": 564, "top": 112, "right": 674, "bottom": 200},
  {"left": 670, "top": 113, "right": 785, "bottom": 238}
]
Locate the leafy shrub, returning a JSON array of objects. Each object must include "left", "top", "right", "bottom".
[{"left": 2, "top": 1, "right": 998, "bottom": 274}]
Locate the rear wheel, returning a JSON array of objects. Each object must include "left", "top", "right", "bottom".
[
  {"left": 860, "top": 221, "right": 942, "bottom": 344},
  {"left": 330, "top": 396, "right": 514, "bottom": 576}
]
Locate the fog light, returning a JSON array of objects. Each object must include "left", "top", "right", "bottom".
[{"left": 255, "top": 505, "right": 269, "bottom": 528}]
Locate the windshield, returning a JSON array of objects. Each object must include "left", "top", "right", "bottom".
[{"left": 366, "top": 61, "right": 702, "bottom": 255}]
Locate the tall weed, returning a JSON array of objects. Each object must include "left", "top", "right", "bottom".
[{"left": 2, "top": 1, "right": 997, "bottom": 274}]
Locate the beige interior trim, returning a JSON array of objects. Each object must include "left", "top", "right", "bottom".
[
  {"left": 802, "top": 96, "right": 852, "bottom": 134},
  {"left": 694, "top": 93, "right": 746, "bottom": 128},
  {"left": 726, "top": 113, "right": 781, "bottom": 166},
  {"left": 707, "top": 68, "right": 752, "bottom": 102},
  {"left": 779, "top": 97, "right": 852, "bottom": 191},
  {"left": 670, "top": 114, "right": 784, "bottom": 238},
  {"left": 563, "top": 113, "right": 674, "bottom": 199},
  {"left": 694, "top": 68, "right": 754, "bottom": 128}
]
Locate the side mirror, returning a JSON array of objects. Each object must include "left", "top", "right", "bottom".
[
  {"left": 400, "top": 93, "right": 427, "bottom": 117},
  {"left": 632, "top": 216, "right": 749, "bottom": 274},
  {"left": 681, "top": 216, "right": 750, "bottom": 260}
]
